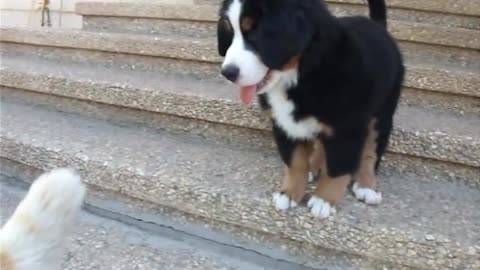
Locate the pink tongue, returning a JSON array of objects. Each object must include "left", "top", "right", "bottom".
[{"left": 240, "top": 85, "right": 257, "bottom": 105}]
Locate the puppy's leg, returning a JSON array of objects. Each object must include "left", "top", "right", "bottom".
[
  {"left": 308, "top": 131, "right": 366, "bottom": 219},
  {"left": 0, "top": 168, "right": 85, "bottom": 270},
  {"left": 307, "top": 175, "right": 351, "bottom": 219},
  {"left": 308, "top": 139, "right": 326, "bottom": 183},
  {"left": 353, "top": 119, "right": 382, "bottom": 205},
  {"left": 272, "top": 126, "right": 309, "bottom": 211}
]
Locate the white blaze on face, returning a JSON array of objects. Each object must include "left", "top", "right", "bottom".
[{"left": 223, "top": 0, "right": 269, "bottom": 87}]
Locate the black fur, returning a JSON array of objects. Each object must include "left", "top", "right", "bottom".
[
  {"left": 247, "top": 0, "right": 315, "bottom": 69},
  {"left": 218, "top": 0, "right": 404, "bottom": 178},
  {"left": 367, "top": 0, "right": 388, "bottom": 27},
  {"left": 217, "top": 0, "right": 234, "bottom": 56}
]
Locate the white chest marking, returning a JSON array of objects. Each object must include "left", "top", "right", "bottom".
[{"left": 266, "top": 71, "right": 323, "bottom": 140}]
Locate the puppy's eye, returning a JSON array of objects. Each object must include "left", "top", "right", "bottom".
[{"left": 241, "top": 17, "right": 254, "bottom": 32}]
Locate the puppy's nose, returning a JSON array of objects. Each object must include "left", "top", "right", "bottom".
[{"left": 221, "top": 65, "right": 240, "bottom": 82}]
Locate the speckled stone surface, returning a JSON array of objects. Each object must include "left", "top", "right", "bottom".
[
  {"left": 400, "top": 88, "right": 480, "bottom": 116},
  {"left": 77, "top": 2, "right": 480, "bottom": 71},
  {"left": 3, "top": 86, "right": 479, "bottom": 190},
  {"left": 80, "top": 15, "right": 480, "bottom": 71},
  {"left": 326, "top": 0, "right": 480, "bottom": 16},
  {"left": 84, "top": 16, "right": 217, "bottom": 38},
  {"left": 2, "top": 87, "right": 479, "bottom": 189},
  {"left": 325, "top": 2, "right": 480, "bottom": 30},
  {"left": 1, "top": 42, "right": 478, "bottom": 116},
  {"left": 77, "top": 1, "right": 480, "bottom": 30},
  {"left": 1, "top": 100, "right": 479, "bottom": 270},
  {"left": 0, "top": 27, "right": 219, "bottom": 62},
  {"left": 0, "top": 179, "right": 281, "bottom": 270},
  {"left": 0, "top": 165, "right": 413, "bottom": 270},
  {"left": 194, "top": 0, "right": 480, "bottom": 17},
  {"left": 83, "top": 4, "right": 480, "bottom": 32},
  {"left": 75, "top": 2, "right": 480, "bottom": 47},
  {"left": 391, "top": 20, "right": 480, "bottom": 50},
  {"left": 76, "top": 2, "right": 217, "bottom": 21},
  {"left": 399, "top": 41, "right": 480, "bottom": 71},
  {"left": 382, "top": 153, "right": 480, "bottom": 190},
  {"left": 3, "top": 41, "right": 479, "bottom": 100},
  {"left": 1, "top": 56, "right": 479, "bottom": 168},
  {"left": 403, "top": 63, "right": 479, "bottom": 97},
  {"left": 1, "top": 27, "right": 478, "bottom": 97},
  {"left": 0, "top": 42, "right": 224, "bottom": 82}
]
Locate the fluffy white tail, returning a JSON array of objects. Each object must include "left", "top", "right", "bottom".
[{"left": 0, "top": 168, "right": 86, "bottom": 270}]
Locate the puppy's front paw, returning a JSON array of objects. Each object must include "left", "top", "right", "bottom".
[
  {"left": 352, "top": 182, "right": 382, "bottom": 205},
  {"left": 272, "top": 192, "right": 298, "bottom": 211},
  {"left": 307, "top": 196, "right": 336, "bottom": 219}
]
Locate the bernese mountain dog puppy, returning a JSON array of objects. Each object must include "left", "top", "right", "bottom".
[{"left": 217, "top": 0, "right": 404, "bottom": 219}]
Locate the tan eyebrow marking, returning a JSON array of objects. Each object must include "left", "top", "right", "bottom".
[{"left": 241, "top": 16, "right": 254, "bottom": 32}]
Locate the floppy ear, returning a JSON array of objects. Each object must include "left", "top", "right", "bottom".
[
  {"left": 217, "top": 17, "right": 234, "bottom": 56},
  {"left": 255, "top": 9, "right": 314, "bottom": 69}
]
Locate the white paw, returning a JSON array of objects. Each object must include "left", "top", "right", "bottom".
[
  {"left": 307, "top": 196, "right": 336, "bottom": 219},
  {"left": 1, "top": 168, "right": 85, "bottom": 270},
  {"left": 272, "top": 192, "right": 298, "bottom": 211},
  {"left": 352, "top": 183, "right": 382, "bottom": 205},
  {"left": 28, "top": 168, "right": 86, "bottom": 217}
]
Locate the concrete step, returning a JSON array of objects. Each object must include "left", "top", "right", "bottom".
[
  {"left": 1, "top": 99, "right": 479, "bottom": 270},
  {"left": 326, "top": 0, "right": 480, "bottom": 30},
  {"left": 1, "top": 27, "right": 479, "bottom": 115},
  {"left": 327, "top": 0, "right": 480, "bottom": 17},
  {"left": 199, "top": 0, "right": 480, "bottom": 18},
  {"left": 0, "top": 175, "right": 334, "bottom": 270},
  {"left": 1, "top": 55, "right": 479, "bottom": 187},
  {"left": 74, "top": 2, "right": 480, "bottom": 73},
  {"left": 78, "top": 0, "right": 480, "bottom": 30}
]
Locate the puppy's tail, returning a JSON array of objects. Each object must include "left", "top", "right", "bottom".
[
  {"left": 0, "top": 168, "right": 86, "bottom": 270},
  {"left": 367, "top": 0, "right": 387, "bottom": 27}
]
